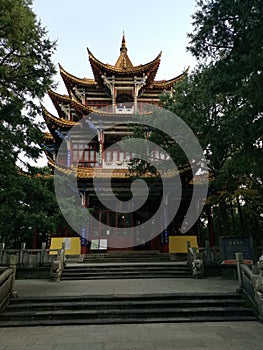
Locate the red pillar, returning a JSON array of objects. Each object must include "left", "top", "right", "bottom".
[
  {"left": 81, "top": 245, "right": 87, "bottom": 254},
  {"left": 32, "top": 230, "right": 38, "bottom": 249},
  {"left": 160, "top": 243, "right": 169, "bottom": 253}
]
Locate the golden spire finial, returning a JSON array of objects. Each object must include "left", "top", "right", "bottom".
[
  {"left": 121, "top": 31, "right": 127, "bottom": 52},
  {"left": 115, "top": 32, "right": 133, "bottom": 67}
]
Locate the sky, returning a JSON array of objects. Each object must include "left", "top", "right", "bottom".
[
  {"left": 32, "top": 0, "right": 198, "bottom": 164},
  {"left": 33, "top": 0, "right": 198, "bottom": 97}
]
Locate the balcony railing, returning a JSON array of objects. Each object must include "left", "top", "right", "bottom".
[
  {"left": 102, "top": 160, "right": 132, "bottom": 169},
  {"left": 115, "top": 105, "right": 134, "bottom": 114}
]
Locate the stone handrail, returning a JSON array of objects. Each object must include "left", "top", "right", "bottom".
[
  {"left": 1, "top": 242, "right": 67, "bottom": 282},
  {"left": 0, "top": 243, "right": 59, "bottom": 267},
  {"left": 50, "top": 244, "right": 66, "bottom": 282},
  {"left": 0, "top": 267, "right": 15, "bottom": 312},
  {"left": 238, "top": 252, "right": 263, "bottom": 321},
  {"left": 187, "top": 242, "right": 204, "bottom": 278}
]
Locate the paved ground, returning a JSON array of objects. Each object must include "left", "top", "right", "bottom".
[
  {"left": 13, "top": 277, "right": 240, "bottom": 297},
  {"left": 1, "top": 321, "right": 263, "bottom": 350},
  {"left": 0, "top": 277, "right": 263, "bottom": 349}
]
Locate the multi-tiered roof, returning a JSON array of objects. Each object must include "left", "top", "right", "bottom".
[{"left": 43, "top": 35, "right": 188, "bottom": 177}]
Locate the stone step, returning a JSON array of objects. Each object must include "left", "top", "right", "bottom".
[
  {"left": 84, "top": 251, "right": 168, "bottom": 256},
  {"left": 62, "top": 267, "right": 191, "bottom": 273},
  {"left": 0, "top": 293, "right": 257, "bottom": 327},
  {"left": 1, "top": 306, "right": 254, "bottom": 319},
  {"left": 61, "top": 275, "right": 192, "bottom": 280},
  {"left": 61, "top": 264, "right": 192, "bottom": 280},
  {"left": 82, "top": 252, "right": 172, "bottom": 263},
  {"left": 62, "top": 270, "right": 191, "bottom": 274},
  {"left": 7, "top": 292, "right": 245, "bottom": 302},
  {"left": 6, "top": 298, "right": 245, "bottom": 312},
  {"left": 65, "top": 263, "right": 189, "bottom": 267},
  {"left": 0, "top": 314, "right": 257, "bottom": 328},
  {"left": 83, "top": 259, "right": 172, "bottom": 263}
]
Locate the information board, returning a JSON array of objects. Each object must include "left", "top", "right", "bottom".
[{"left": 219, "top": 236, "right": 254, "bottom": 260}]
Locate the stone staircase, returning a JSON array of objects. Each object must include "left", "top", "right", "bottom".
[
  {"left": 61, "top": 262, "right": 192, "bottom": 280},
  {"left": 0, "top": 293, "right": 257, "bottom": 327},
  {"left": 61, "top": 251, "right": 191, "bottom": 280},
  {"left": 82, "top": 251, "right": 172, "bottom": 263}
]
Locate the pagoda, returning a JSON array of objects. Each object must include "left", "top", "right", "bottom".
[{"left": 43, "top": 35, "right": 194, "bottom": 254}]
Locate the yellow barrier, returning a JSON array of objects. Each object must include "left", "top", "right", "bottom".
[
  {"left": 169, "top": 235, "right": 198, "bottom": 253},
  {"left": 50, "top": 237, "right": 81, "bottom": 255}
]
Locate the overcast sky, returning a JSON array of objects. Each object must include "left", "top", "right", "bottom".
[{"left": 32, "top": 0, "right": 198, "bottom": 165}]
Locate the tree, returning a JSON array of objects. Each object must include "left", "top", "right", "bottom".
[
  {"left": 187, "top": 0, "right": 263, "bottom": 245},
  {"left": 0, "top": 0, "right": 57, "bottom": 244},
  {"left": 0, "top": 167, "right": 68, "bottom": 247},
  {"left": 159, "top": 0, "right": 263, "bottom": 246},
  {"left": 0, "top": 0, "right": 56, "bottom": 166},
  {"left": 187, "top": 0, "right": 263, "bottom": 159}
]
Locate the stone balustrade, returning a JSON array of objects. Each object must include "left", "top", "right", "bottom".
[{"left": 0, "top": 242, "right": 58, "bottom": 267}]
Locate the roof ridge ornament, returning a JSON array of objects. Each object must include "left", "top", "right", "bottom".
[
  {"left": 121, "top": 31, "right": 127, "bottom": 53},
  {"left": 115, "top": 32, "right": 133, "bottom": 68}
]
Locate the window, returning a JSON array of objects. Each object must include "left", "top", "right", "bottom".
[
  {"left": 119, "top": 152, "right": 124, "bottom": 162},
  {"left": 112, "top": 151, "right": 118, "bottom": 162},
  {"left": 86, "top": 100, "right": 111, "bottom": 112},
  {"left": 72, "top": 144, "right": 98, "bottom": 167},
  {"left": 104, "top": 149, "right": 130, "bottom": 163},
  {"left": 106, "top": 151, "right": 111, "bottom": 162}
]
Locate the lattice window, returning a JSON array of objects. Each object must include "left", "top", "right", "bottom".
[{"left": 72, "top": 144, "right": 99, "bottom": 167}]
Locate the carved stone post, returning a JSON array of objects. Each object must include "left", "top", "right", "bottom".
[
  {"left": 19, "top": 242, "right": 26, "bottom": 265},
  {"left": 255, "top": 256, "right": 263, "bottom": 321},
  {"left": 50, "top": 242, "right": 66, "bottom": 282},
  {"left": 236, "top": 252, "right": 244, "bottom": 289},
  {"left": 9, "top": 255, "right": 18, "bottom": 297},
  {"left": 40, "top": 242, "right": 47, "bottom": 265},
  {"left": 187, "top": 241, "right": 191, "bottom": 265},
  {"left": 0, "top": 243, "right": 5, "bottom": 265},
  {"left": 192, "top": 247, "right": 197, "bottom": 260}
]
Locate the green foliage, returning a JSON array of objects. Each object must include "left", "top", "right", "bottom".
[
  {"left": 0, "top": 0, "right": 57, "bottom": 165},
  {"left": 186, "top": 0, "right": 262, "bottom": 208},
  {"left": 161, "top": 0, "right": 262, "bottom": 242},
  {"left": 0, "top": 0, "right": 57, "bottom": 245},
  {"left": 187, "top": 0, "right": 263, "bottom": 145},
  {"left": 0, "top": 167, "right": 67, "bottom": 247},
  {"left": 0, "top": 0, "right": 56, "bottom": 101}
]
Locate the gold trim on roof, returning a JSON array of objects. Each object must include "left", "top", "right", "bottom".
[
  {"left": 88, "top": 48, "right": 162, "bottom": 75},
  {"left": 48, "top": 156, "right": 192, "bottom": 180},
  {"left": 48, "top": 157, "right": 131, "bottom": 179},
  {"left": 152, "top": 68, "right": 189, "bottom": 89},
  {"left": 71, "top": 98, "right": 153, "bottom": 118},
  {"left": 48, "top": 90, "right": 71, "bottom": 103},
  {"left": 42, "top": 107, "right": 78, "bottom": 128},
  {"left": 47, "top": 90, "right": 76, "bottom": 120},
  {"left": 71, "top": 98, "right": 127, "bottom": 117},
  {"left": 70, "top": 98, "right": 103, "bottom": 116},
  {"left": 43, "top": 132, "right": 53, "bottom": 140},
  {"left": 115, "top": 34, "right": 133, "bottom": 68},
  {"left": 59, "top": 64, "right": 97, "bottom": 87}
]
